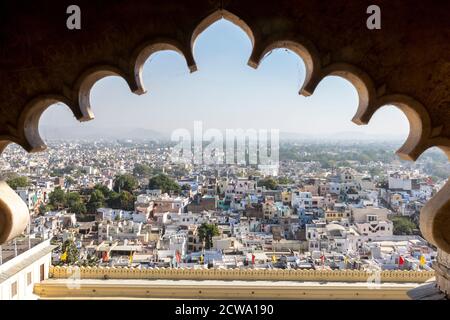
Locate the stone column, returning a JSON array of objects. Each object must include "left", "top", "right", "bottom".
[
  {"left": 0, "top": 181, "right": 30, "bottom": 244},
  {"left": 434, "top": 249, "right": 450, "bottom": 298}
]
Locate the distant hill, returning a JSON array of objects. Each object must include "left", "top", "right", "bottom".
[
  {"left": 280, "top": 131, "right": 405, "bottom": 142},
  {"left": 39, "top": 125, "right": 404, "bottom": 143},
  {"left": 39, "top": 125, "right": 169, "bottom": 141}
]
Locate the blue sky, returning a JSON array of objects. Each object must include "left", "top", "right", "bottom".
[{"left": 41, "top": 19, "right": 409, "bottom": 139}]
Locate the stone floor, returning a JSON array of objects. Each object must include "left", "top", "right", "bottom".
[
  {"left": 407, "top": 282, "right": 448, "bottom": 300},
  {"left": 35, "top": 278, "right": 427, "bottom": 300}
]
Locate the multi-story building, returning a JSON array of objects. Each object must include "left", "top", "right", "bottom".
[{"left": 291, "top": 191, "right": 313, "bottom": 209}]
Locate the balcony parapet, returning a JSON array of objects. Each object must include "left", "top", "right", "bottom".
[{"left": 49, "top": 265, "right": 435, "bottom": 283}]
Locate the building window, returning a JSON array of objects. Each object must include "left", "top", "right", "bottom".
[
  {"left": 27, "top": 272, "right": 32, "bottom": 286},
  {"left": 40, "top": 264, "right": 45, "bottom": 281},
  {"left": 11, "top": 281, "right": 18, "bottom": 298}
]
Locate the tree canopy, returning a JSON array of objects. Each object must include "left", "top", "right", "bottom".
[
  {"left": 277, "top": 176, "right": 294, "bottom": 185},
  {"left": 133, "top": 163, "right": 153, "bottom": 178},
  {"left": 113, "top": 174, "right": 138, "bottom": 193},
  {"left": 391, "top": 216, "right": 417, "bottom": 235},
  {"left": 58, "top": 239, "right": 79, "bottom": 265},
  {"left": 48, "top": 188, "right": 87, "bottom": 214},
  {"left": 48, "top": 187, "right": 66, "bottom": 208},
  {"left": 107, "top": 191, "right": 136, "bottom": 211},
  {"left": 258, "top": 177, "right": 278, "bottom": 190},
  {"left": 148, "top": 174, "right": 181, "bottom": 194},
  {"left": 87, "top": 189, "right": 106, "bottom": 213},
  {"left": 198, "top": 223, "right": 220, "bottom": 249},
  {"left": 6, "top": 176, "right": 30, "bottom": 189}
]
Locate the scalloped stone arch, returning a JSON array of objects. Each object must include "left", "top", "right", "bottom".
[
  {"left": 132, "top": 41, "right": 198, "bottom": 95},
  {"left": 247, "top": 39, "right": 321, "bottom": 97},
  {"left": 0, "top": 1, "right": 449, "bottom": 294},
  {"left": 191, "top": 9, "right": 256, "bottom": 57}
]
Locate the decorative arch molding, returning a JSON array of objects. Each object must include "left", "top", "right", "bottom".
[
  {"left": 191, "top": 9, "right": 256, "bottom": 56},
  {"left": 0, "top": 1, "right": 448, "bottom": 269},
  {"left": 421, "top": 179, "right": 450, "bottom": 253},
  {"left": 0, "top": 181, "right": 30, "bottom": 244},
  {"left": 132, "top": 40, "right": 198, "bottom": 95},
  {"left": 247, "top": 38, "right": 321, "bottom": 97}
]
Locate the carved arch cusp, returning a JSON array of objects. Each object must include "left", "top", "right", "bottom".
[
  {"left": 247, "top": 39, "right": 322, "bottom": 97},
  {"left": 0, "top": 181, "right": 30, "bottom": 244},
  {"left": 132, "top": 42, "right": 197, "bottom": 96},
  {"left": 421, "top": 178, "right": 450, "bottom": 253}
]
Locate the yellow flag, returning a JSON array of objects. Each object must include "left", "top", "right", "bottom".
[
  {"left": 199, "top": 254, "right": 204, "bottom": 264},
  {"left": 272, "top": 255, "right": 277, "bottom": 262},
  {"left": 344, "top": 256, "right": 348, "bottom": 264},
  {"left": 60, "top": 250, "right": 68, "bottom": 262},
  {"left": 420, "top": 255, "right": 426, "bottom": 266},
  {"left": 129, "top": 251, "right": 134, "bottom": 265}
]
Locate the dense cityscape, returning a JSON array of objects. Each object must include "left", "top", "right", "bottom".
[{"left": 1, "top": 138, "right": 448, "bottom": 272}]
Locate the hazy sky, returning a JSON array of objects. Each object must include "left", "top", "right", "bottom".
[{"left": 40, "top": 19, "right": 409, "bottom": 139}]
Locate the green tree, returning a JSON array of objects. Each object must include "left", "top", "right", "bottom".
[
  {"left": 113, "top": 174, "right": 138, "bottom": 193},
  {"left": 87, "top": 189, "right": 106, "bottom": 213},
  {"left": 66, "top": 192, "right": 81, "bottom": 205},
  {"left": 71, "top": 201, "right": 87, "bottom": 214},
  {"left": 51, "top": 165, "right": 75, "bottom": 177},
  {"left": 65, "top": 176, "right": 76, "bottom": 186},
  {"left": 66, "top": 192, "right": 87, "bottom": 214},
  {"left": 38, "top": 203, "right": 53, "bottom": 215},
  {"left": 94, "top": 184, "right": 112, "bottom": 198},
  {"left": 133, "top": 163, "right": 152, "bottom": 178},
  {"left": 48, "top": 187, "right": 66, "bottom": 208},
  {"left": 107, "top": 191, "right": 121, "bottom": 209},
  {"left": 258, "top": 177, "right": 278, "bottom": 190},
  {"left": 85, "top": 253, "right": 100, "bottom": 267},
  {"left": 118, "top": 191, "right": 135, "bottom": 211},
  {"left": 278, "top": 177, "right": 294, "bottom": 185},
  {"left": 198, "top": 223, "right": 220, "bottom": 249},
  {"left": 181, "top": 184, "right": 191, "bottom": 191},
  {"left": 148, "top": 174, "right": 181, "bottom": 194},
  {"left": 6, "top": 176, "right": 30, "bottom": 189},
  {"left": 60, "top": 239, "right": 79, "bottom": 265},
  {"left": 391, "top": 216, "right": 417, "bottom": 235},
  {"left": 106, "top": 191, "right": 135, "bottom": 211}
]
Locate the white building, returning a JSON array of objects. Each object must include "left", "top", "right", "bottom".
[
  {"left": 291, "top": 191, "right": 313, "bottom": 209},
  {"left": 0, "top": 239, "right": 54, "bottom": 300},
  {"left": 388, "top": 172, "right": 419, "bottom": 191},
  {"left": 352, "top": 207, "right": 393, "bottom": 237}
]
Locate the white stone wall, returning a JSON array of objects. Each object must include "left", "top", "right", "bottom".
[{"left": 0, "top": 241, "right": 52, "bottom": 300}]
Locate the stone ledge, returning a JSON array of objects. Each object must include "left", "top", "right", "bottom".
[{"left": 34, "top": 279, "right": 423, "bottom": 300}]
